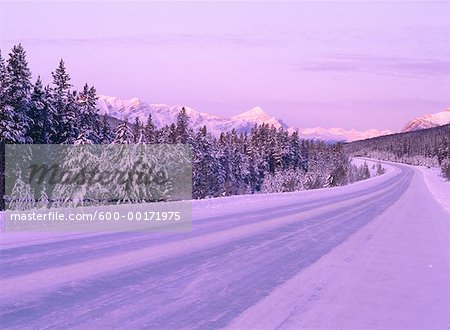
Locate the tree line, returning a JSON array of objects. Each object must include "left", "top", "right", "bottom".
[
  {"left": 1, "top": 44, "right": 376, "bottom": 209},
  {"left": 345, "top": 124, "right": 450, "bottom": 180}
]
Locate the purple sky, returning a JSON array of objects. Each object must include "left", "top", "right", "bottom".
[{"left": 1, "top": 1, "right": 449, "bottom": 131}]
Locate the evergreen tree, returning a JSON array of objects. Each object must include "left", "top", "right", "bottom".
[
  {"left": 326, "top": 143, "right": 350, "bottom": 187},
  {"left": 51, "top": 59, "right": 74, "bottom": 143},
  {"left": 2, "top": 44, "right": 32, "bottom": 143},
  {"left": 98, "top": 115, "right": 114, "bottom": 143},
  {"left": 262, "top": 169, "right": 304, "bottom": 193},
  {"left": 226, "top": 130, "right": 249, "bottom": 195},
  {"left": 192, "top": 126, "right": 224, "bottom": 198},
  {"left": 98, "top": 144, "right": 171, "bottom": 204},
  {"left": 176, "top": 107, "right": 191, "bottom": 144},
  {"left": 63, "top": 90, "right": 79, "bottom": 143},
  {"left": 113, "top": 120, "right": 134, "bottom": 144},
  {"left": 52, "top": 143, "right": 101, "bottom": 207},
  {"left": 0, "top": 51, "right": 19, "bottom": 143},
  {"left": 0, "top": 52, "right": 8, "bottom": 210},
  {"left": 144, "top": 114, "right": 156, "bottom": 143},
  {"left": 74, "top": 132, "right": 94, "bottom": 145},
  {"left": 441, "top": 158, "right": 450, "bottom": 180},
  {"left": 0, "top": 50, "right": 6, "bottom": 106},
  {"left": 133, "top": 117, "right": 142, "bottom": 143},
  {"left": 36, "top": 186, "right": 49, "bottom": 209},
  {"left": 8, "top": 171, "right": 34, "bottom": 211},
  {"left": 346, "top": 123, "right": 450, "bottom": 169},
  {"left": 77, "top": 84, "right": 102, "bottom": 143},
  {"left": 359, "top": 162, "right": 371, "bottom": 180},
  {"left": 168, "top": 123, "right": 177, "bottom": 144},
  {"left": 28, "top": 77, "right": 53, "bottom": 144},
  {"left": 376, "top": 163, "right": 385, "bottom": 176}
]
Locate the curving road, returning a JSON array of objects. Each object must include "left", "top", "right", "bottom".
[{"left": 0, "top": 161, "right": 449, "bottom": 329}]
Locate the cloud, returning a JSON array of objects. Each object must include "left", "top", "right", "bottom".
[
  {"left": 297, "top": 53, "right": 450, "bottom": 78},
  {"left": 0, "top": 33, "right": 284, "bottom": 48}
]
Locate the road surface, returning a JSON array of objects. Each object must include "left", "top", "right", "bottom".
[{"left": 0, "top": 161, "right": 449, "bottom": 329}]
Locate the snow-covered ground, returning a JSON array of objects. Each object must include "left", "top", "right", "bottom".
[
  {"left": 0, "top": 158, "right": 390, "bottom": 249},
  {"left": 352, "top": 157, "right": 387, "bottom": 177},
  {"left": 229, "top": 162, "right": 450, "bottom": 329},
  {"left": 419, "top": 166, "right": 450, "bottom": 214},
  {"left": 0, "top": 159, "right": 448, "bottom": 329}
]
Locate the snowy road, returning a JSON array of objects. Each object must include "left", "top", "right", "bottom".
[{"left": 0, "top": 161, "right": 449, "bottom": 329}]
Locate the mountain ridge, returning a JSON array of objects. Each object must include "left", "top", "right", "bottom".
[
  {"left": 401, "top": 108, "right": 450, "bottom": 132},
  {"left": 96, "top": 95, "right": 392, "bottom": 142}
]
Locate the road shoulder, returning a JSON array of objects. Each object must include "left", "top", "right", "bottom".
[
  {"left": 228, "top": 164, "right": 450, "bottom": 329},
  {"left": 418, "top": 166, "right": 450, "bottom": 214}
]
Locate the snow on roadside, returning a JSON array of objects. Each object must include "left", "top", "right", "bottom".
[
  {"left": 418, "top": 166, "right": 450, "bottom": 214},
  {"left": 227, "top": 163, "right": 450, "bottom": 329},
  {"left": 0, "top": 158, "right": 396, "bottom": 249},
  {"left": 352, "top": 157, "right": 387, "bottom": 177}
]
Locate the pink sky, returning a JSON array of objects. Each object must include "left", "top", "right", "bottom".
[{"left": 0, "top": 1, "right": 449, "bottom": 131}]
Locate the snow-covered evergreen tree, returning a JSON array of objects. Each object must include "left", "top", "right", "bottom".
[
  {"left": 376, "top": 163, "right": 385, "bottom": 176},
  {"left": 113, "top": 120, "right": 134, "bottom": 144},
  {"left": 52, "top": 141, "right": 102, "bottom": 207},
  {"left": 51, "top": 59, "right": 77, "bottom": 143},
  {"left": 98, "top": 115, "right": 114, "bottom": 143},
  {"left": 326, "top": 144, "right": 350, "bottom": 187},
  {"left": 262, "top": 169, "right": 305, "bottom": 193},
  {"left": 28, "top": 77, "right": 54, "bottom": 144},
  {"left": 98, "top": 144, "right": 168, "bottom": 204},
  {"left": 176, "top": 107, "right": 191, "bottom": 144},
  {"left": 163, "top": 123, "right": 177, "bottom": 144},
  {"left": 77, "top": 84, "right": 102, "bottom": 143},
  {"left": 359, "top": 162, "right": 371, "bottom": 180},
  {"left": 74, "top": 132, "right": 93, "bottom": 145},
  {"left": 36, "top": 186, "right": 49, "bottom": 209},
  {"left": 346, "top": 124, "right": 449, "bottom": 169},
  {"left": 0, "top": 100, "right": 20, "bottom": 143},
  {"left": 1, "top": 44, "right": 32, "bottom": 143},
  {"left": 132, "top": 117, "right": 143, "bottom": 143},
  {"left": 64, "top": 90, "right": 79, "bottom": 144},
  {"left": 0, "top": 50, "right": 6, "bottom": 110},
  {"left": 8, "top": 172, "right": 34, "bottom": 211},
  {"left": 223, "top": 130, "right": 249, "bottom": 195},
  {"left": 192, "top": 126, "right": 224, "bottom": 199},
  {"left": 144, "top": 114, "right": 156, "bottom": 143},
  {"left": 440, "top": 158, "right": 450, "bottom": 180}
]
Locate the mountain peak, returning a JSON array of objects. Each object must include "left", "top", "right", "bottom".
[
  {"left": 246, "top": 106, "right": 265, "bottom": 115},
  {"left": 402, "top": 108, "right": 450, "bottom": 132},
  {"left": 233, "top": 106, "right": 266, "bottom": 118},
  {"left": 297, "top": 127, "right": 392, "bottom": 142},
  {"left": 235, "top": 106, "right": 266, "bottom": 117},
  {"left": 231, "top": 106, "right": 287, "bottom": 129},
  {"left": 96, "top": 95, "right": 390, "bottom": 141}
]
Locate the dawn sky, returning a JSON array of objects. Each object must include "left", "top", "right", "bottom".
[{"left": 1, "top": 1, "right": 449, "bottom": 131}]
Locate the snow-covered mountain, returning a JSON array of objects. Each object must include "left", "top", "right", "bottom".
[
  {"left": 296, "top": 127, "right": 392, "bottom": 142},
  {"left": 96, "top": 95, "right": 390, "bottom": 142},
  {"left": 402, "top": 108, "right": 450, "bottom": 132},
  {"left": 97, "top": 95, "right": 287, "bottom": 135}
]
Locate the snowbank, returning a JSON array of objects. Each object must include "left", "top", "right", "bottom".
[
  {"left": 228, "top": 162, "right": 450, "bottom": 329},
  {"left": 0, "top": 159, "right": 397, "bottom": 249},
  {"left": 352, "top": 157, "right": 388, "bottom": 177},
  {"left": 418, "top": 166, "right": 450, "bottom": 214}
]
